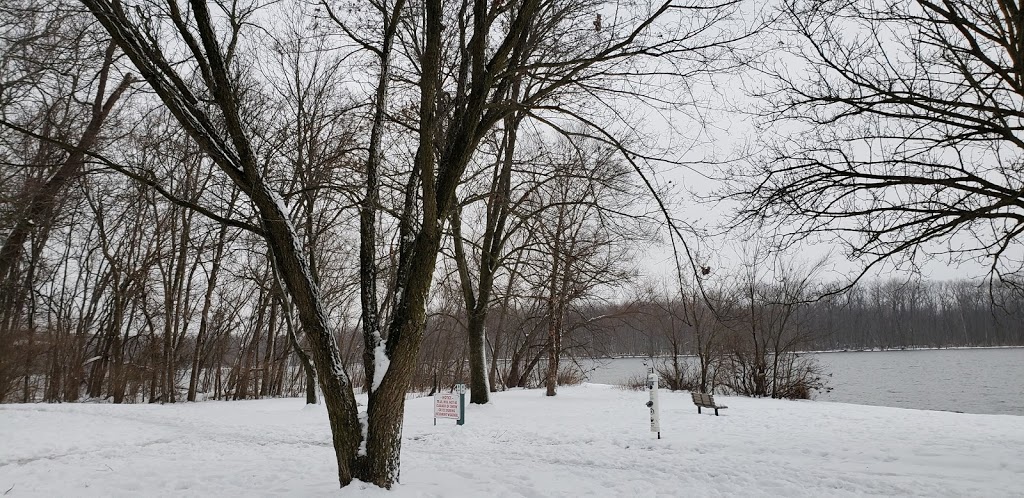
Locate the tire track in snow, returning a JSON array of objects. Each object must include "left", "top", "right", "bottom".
[{"left": 0, "top": 438, "right": 177, "bottom": 467}]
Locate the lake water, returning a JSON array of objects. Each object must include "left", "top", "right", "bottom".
[{"left": 583, "top": 348, "right": 1024, "bottom": 416}]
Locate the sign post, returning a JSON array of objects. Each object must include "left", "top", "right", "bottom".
[
  {"left": 433, "top": 386, "right": 466, "bottom": 426},
  {"left": 646, "top": 369, "right": 660, "bottom": 439},
  {"left": 455, "top": 384, "right": 466, "bottom": 426}
]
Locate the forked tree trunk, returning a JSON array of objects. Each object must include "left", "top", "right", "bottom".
[
  {"left": 80, "top": 0, "right": 547, "bottom": 489},
  {"left": 355, "top": 229, "right": 442, "bottom": 486},
  {"left": 452, "top": 111, "right": 522, "bottom": 405}
]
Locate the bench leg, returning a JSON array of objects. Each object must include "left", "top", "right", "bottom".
[
  {"left": 697, "top": 406, "right": 701, "bottom": 414},
  {"left": 714, "top": 408, "right": 719, "bottom": 416}
]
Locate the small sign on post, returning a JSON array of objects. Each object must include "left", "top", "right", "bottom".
[{"left": 434, "top": 385, "right": 466, "bottom": 426}]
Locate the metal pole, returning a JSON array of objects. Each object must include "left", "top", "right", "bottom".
[{"left": 456, "top": 384, "right": 466, "bottom": 426}]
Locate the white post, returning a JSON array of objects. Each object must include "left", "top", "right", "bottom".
[{"left": 646, "top": 370, "right": 660, "bottom": 439}]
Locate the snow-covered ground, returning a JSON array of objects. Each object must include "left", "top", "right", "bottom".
[{"left": 1, "top": 384, "right": 1022, "bottom": 497}]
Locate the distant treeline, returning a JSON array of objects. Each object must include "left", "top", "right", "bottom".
[
  {"left": 5, "top": 239, "right": 1021, "bottom": 405},
  {"left": 583, "top": 279, "right": 1024, "bottom": 357}
]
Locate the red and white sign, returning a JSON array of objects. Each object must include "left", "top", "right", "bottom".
[{"left": 434, "top": 393, "right": 460, "bottom": 419}]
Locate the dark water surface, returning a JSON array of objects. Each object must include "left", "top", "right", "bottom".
[{"left": 584, "top": 348, "right": 1024, "bottom": 416}]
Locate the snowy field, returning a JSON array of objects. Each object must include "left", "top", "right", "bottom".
[{"left": 1, "top": 384, "right": 1022, "bottom": 497}]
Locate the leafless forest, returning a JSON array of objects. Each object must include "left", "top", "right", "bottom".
[{"left": 4, "top": 0, "right": 1024, "bottom": 489}]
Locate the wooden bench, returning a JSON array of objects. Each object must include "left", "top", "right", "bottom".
[{"left": 691, "top": 392, "right": 727, "bottom": 416}]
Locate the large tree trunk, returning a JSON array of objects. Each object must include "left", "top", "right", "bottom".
[
  {"left": 356, "top": 225, "right": 442, "bottom": 485},
  {"left": 466, "top": 313, "right": 490, "bottom": 404},
  {"left": 353, "top": 0, "right": 443, "bottom": 482},
  {"left": 250, "top": 187, "right": 363, "bottom": 484},
  {"left": 451, "top": 209, "right": 491, "bottom": 404}
]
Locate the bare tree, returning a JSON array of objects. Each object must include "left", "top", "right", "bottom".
[
  {"left": 736, "top": 0, "right": 1024, "bottom": 287},
  {"left": 0, "top": 41, "right": 133, "bottom": 287},
  {"left": 0, "top": 1, "right": 137, "bottom": 401},
  {"left": 722, "top": 249, "right": 827, "bottom": 399},
  {"left": 507, "top": 136, "right": 649, "bottom": 396},
  {"left": 635, "top": 286, "right": 691, "bottom": 390},
  {"left": 324, "top": 0, "right": 751, "bottom": 486},
  {"left": 75, "top": 0, "right": 370, "bottom": 485},
  {"left": 682, "top": 282, "right": 733, "bottom": 393},
  {"left": 449, "top": 116, "right": 523, "bottom": 404},
  {"left": 40, "top": 0, "right": 759, "bottom": 489}
]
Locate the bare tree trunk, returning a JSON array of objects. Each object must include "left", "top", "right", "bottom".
[
  {"left": 545, "top": 264, "right": 560, "bottom": 397},
  {"left": 260, "top": 299, "right": 278, "bottom": 397},
  {"left": 451, "top": 106, "right": 523, "bottom": 404},
  {"left": 288, "top": 317, "right": 317, "bottom": 405},
  {"left": 545, "top": 203, "right": 565, "bottom": 397},
  {"left": 188, "top": 214, "right": 231, "bottom": 401}
]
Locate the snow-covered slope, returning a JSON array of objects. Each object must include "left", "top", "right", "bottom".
[{"left": 1, "top": 384, "right": 1021, "bottom": 497}]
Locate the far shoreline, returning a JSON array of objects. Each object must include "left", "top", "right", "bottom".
[{"left": 587, "top": 344, "right": 1024, "bottom": 360}]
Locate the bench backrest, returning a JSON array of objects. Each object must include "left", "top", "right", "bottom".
[{"left": 691, "top": 392, "right": 714, "bottom": 406}]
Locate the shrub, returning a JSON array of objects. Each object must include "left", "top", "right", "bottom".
[
  {"left": 557, "top": 364, "right": 585, "bottom": 386},
  {"left": 655, "top": 358, "right": 701, "bottom": 392},
  {"left": 618, "top": 372, "right": 648, "bottom": 391}
]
